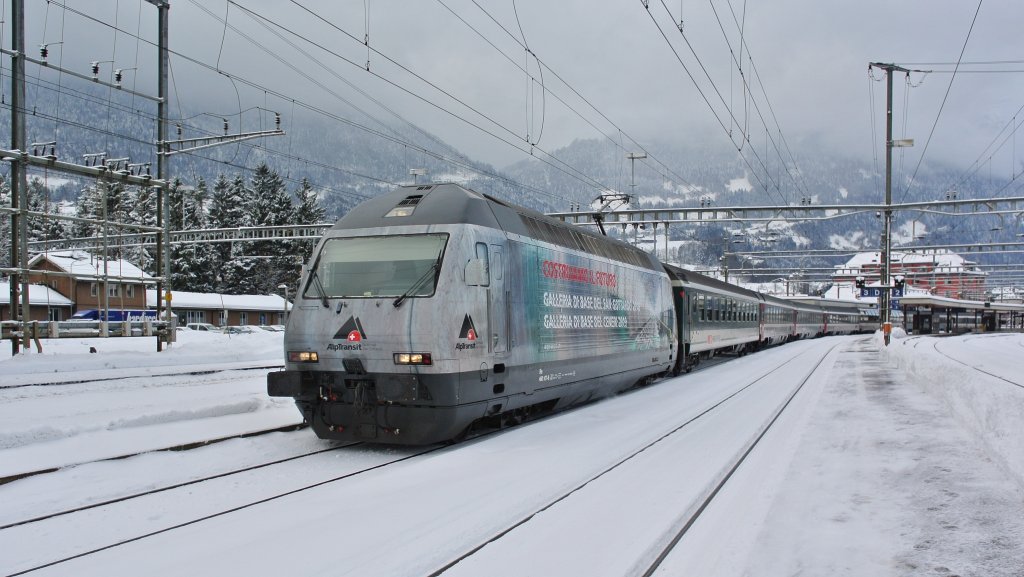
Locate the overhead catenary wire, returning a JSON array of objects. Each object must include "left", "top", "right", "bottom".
[
  {"left": 36, "top": 1, "right": 574, "bottom": 205},
  {"left": 642, "top": 1, "right": 785, "bottom": 206},
  {"left": 897, "top": 0, "right": 984, "bottom": 204},
  {"left": 254, "top": 1, "right": 611, "bottom": 197},
  {"left": 708, "top": 0, "right": 812, "bottom": 204},
  {"left": 211, "top": 0, "right": 609, "bottom": 198},
  {"left": 28, "top": 3, "right": 550, "bottom": 201},
  {"left": 450, "top": 0, "right": 699, "bottom": 193}
]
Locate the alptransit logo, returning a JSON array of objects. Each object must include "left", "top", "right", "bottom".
[
  {"left": 329, "top": 316, "right": 367, "bottom": 351},
  {"left": 457, "top": 314, "right": 477, "bottom": 350}
]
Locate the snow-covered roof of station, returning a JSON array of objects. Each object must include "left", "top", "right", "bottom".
[
  {"left": 146, "top": 289, "right": 290, "bottom": 312},
  {"left": 0, "top": 282, "right": 75, "bottom": 306},
  {"left": 29, "top": 250, "right": 150, "bottom": 280}
]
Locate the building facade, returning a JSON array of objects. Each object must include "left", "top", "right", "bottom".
[{"left": 832, "top": 249, "right": 986, "bottom": 300}]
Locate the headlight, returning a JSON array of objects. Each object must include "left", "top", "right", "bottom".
[
  {"left": 393, "top": 352, "right": 432, "bottom": 365},
  {"left": 288, "top": 351, "right": 319, "bottom": 363}
]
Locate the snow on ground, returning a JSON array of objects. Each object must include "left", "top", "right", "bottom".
[
  {"left": 0, "top": 330, "right": 1022, "bottom": 575},
  {"left": 0, "top": 330, "right": 298, "bottom": 477},
  {"left": 664, "top": 331, "right": 1024, "bottom": 576}
]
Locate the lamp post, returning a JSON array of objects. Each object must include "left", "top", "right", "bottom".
[{"left": 277, "top": 283, "right": 289, "bottom": 325}]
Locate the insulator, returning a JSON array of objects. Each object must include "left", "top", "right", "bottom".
[
  {"left": 176, "top": 123, "right": 183, "bottom": 138},
  {"left": 114, "top": 69, "right": 123, "bottom": 83},
  {"left": 91, "top": 61, "right": 100, "bottom": 76},
  {"left": 275, "top": 113, "right": 281, "bottom": 129},
  {"left": 40, "top": 45, "right": 48, "bottom": 59},
  {"left": 223, "top": 119, "right": 229, "bottom": 134}
]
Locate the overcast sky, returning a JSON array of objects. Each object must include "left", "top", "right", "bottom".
[{"left": 7, "top": 0, "right": 1023, "bottom": 177}]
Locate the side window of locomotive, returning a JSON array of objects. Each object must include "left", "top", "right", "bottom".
[
  {"left": 491, "top": 246, "right": 502, "bottom": 281},
  {"left": 466, "top": 242, "right": 490, "bottom": 286}
]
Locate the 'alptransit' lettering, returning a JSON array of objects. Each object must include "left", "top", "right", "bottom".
[{"left": 541, "top": 260, "right": 617, "bottom": 288}]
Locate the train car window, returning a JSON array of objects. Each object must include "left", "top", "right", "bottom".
[
  {"left": 491, "top": 247, "right": 503, "bottom": 280},
  {"left": 305, "top": 234, "right": 448, "bottom": 299}
]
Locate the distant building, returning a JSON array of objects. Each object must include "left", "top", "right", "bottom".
[
  {"left": 0, "top": 281, "right": 75, "bottom": 322},
  {"left": 26, "top": 250, "right": 151, "bottom": 314},
  {"left": 146, "top": 289, "right": 289, "bottom": 327},
  {"left": 832, "top": 249, "right": 986, "bottom": 300}
]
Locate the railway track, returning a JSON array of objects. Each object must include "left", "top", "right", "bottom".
[
  {"left": 2, "top": 442, "right": 449, "bottom": 577},
  {"left": 2, "top": 339, "right": 846, "bottom": 576},
  {"left": 0, "top": 422, "right": 308, "bottom": 487},
  {"left": 426, "top": 340, "right": 840, "bottom": 577},
  {"left": 932, "top": 337, "right": 1024, "bottom": 390},
  {"left": 1, "top": 363, "right": 284, "bottom": 390}
]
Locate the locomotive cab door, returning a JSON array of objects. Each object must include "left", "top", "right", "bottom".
[{"left": 489, "top": 244, "right": 508, "bottom": 355}]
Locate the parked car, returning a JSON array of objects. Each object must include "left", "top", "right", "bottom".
[
  {"left": 258, "top": 325, "right": 285, "bottom": 332},
  {"left": 223, "top": 325, "right": 256, "bottom": 334},
  {"left": 186, "top": 322, "right": 220, "bottom": 332}
]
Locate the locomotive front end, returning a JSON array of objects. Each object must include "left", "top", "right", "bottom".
[{"left": 268, "top": 230, "right": 474, "bottom": 444}]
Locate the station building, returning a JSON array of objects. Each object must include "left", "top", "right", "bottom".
[{"left": 831, "top": 249, "right": 986, "bottom": 300}]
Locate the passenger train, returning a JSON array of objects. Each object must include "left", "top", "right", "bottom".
[{"left": 268, "top": 183, "right": 869, "bottom": 444}]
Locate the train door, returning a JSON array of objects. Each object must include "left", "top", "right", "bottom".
[
  {"left": 489, "top": 244, "right": 508, "bottom": 354},
  {"left": 670, "top": 286, "right": 692, "bottom": 374},
  {"left": 757, "top": 301, "right": 765, "bottom": 343}
]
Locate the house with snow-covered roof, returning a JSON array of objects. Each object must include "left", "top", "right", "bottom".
[
  {"left": 0, "top": 281, "right": 75, "bottom": 322},
  {"left": 146, "top": 289, "right": 289, "bottom": 328},
  {"left": 27, "top": 250, "right": 152, "bottom": 314},
  {"left": 831, "top": 249, "right": 986, "bottom": 300}
]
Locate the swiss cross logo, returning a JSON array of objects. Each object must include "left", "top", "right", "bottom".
[
  {"left": 459, "top": 314, "right": 477, "bottom": 341},
  {"left": 333, "top": 316, "right": 368, "bottom": 341}
]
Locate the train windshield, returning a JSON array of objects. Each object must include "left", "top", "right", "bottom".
[{"left": 304, "top": 234, "right": 448, "bottom": 299}]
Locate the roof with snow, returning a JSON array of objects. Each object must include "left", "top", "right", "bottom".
[
  {"left": 146, "top": 289, "right": 290, "bottom": 312},
  {"left": 29, "top": 250, "right": 150, "bottom": 280},
  {"left": 837, "top": 249, "right": 981, "bottom": 272},
  {"left": 0, "top": 282, "right": 75, "bottom": 306}
]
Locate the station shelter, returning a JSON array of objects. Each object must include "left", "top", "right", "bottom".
[{"left": 898, "top": 294, "right": 1024, "bottom": 335}]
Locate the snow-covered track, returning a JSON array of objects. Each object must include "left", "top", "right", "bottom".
[
  {"left": 932, "top": 337, "right": 1024, "bottom": 390},
  {"left": 0, "top": 423, "right": 309, "bottom": 486},
  {"left": 2, "top": 443, "right": 449, "bottom": 577},
  {"left": 425, "top": 342, "right": 840, "bottom": 577},
  {"left": 0, "top": 431, "right": 344, "bottom": 531},
  {"left": 1, "top": 363, "right": 284, "bottom": 390},
  {"left": 636, "top": 341, "right": 839, "bottom": 576}
]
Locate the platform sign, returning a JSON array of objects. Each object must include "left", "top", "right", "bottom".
[{"left": 859, "top": 287, "right": 903, "bottom": 298}]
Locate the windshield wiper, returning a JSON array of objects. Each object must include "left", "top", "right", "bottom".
[
  {"left": 308, "top": 270, "right": 330, "bottom": 308},
  {"left": 393, "top": 261, "right": 440, "bottom": 309}
]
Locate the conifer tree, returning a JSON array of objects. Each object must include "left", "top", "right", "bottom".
[
  {"left": 211, "top": 174, "right": 259, "bottom": 294},
  {"left": 26, "top": 178, "right": 67, "bottom": 246},
  {"left": 294, "top": 177, "right": 326, "bottom": 260},
  {"left": 170, "top": 178, "right": 218, "bottom": 292},
  {"left": 246, "top": 163, "right": 296, "bottom": 294}
]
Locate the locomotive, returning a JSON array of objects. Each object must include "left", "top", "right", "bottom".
[{"left": 267, "top": 183, "right": 861, "bottom": 444}]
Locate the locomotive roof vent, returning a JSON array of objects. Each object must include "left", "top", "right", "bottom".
[{"left": 385, "top": 194, "right": 425, "bottom": 218}]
